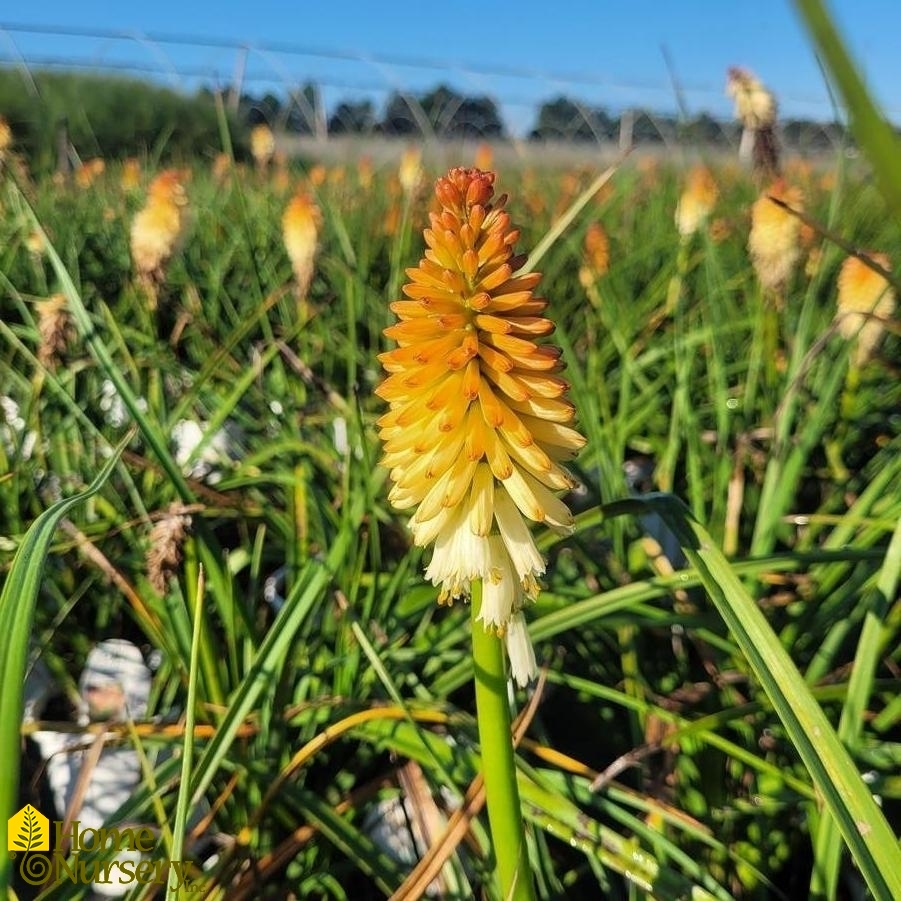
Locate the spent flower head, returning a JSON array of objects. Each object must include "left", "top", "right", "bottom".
[
  {"left": 727, "top": 67, "right": 777, "bottom": 129},
  {"left": 376, "top": 167, "right": 585, "bottom": 684},
  {"left": 36, "top": 293, "right": 74, "bottom": 370},
  {"left": 147, "top": 503, "right": 193, "bottom": 594}
]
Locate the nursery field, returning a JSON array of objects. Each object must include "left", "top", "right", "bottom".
[{"left": 0, "top": 135, "right": 900, "bottom": 901}]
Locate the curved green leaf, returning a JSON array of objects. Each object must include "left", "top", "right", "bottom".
[
  {"left": 607, "top": 495, "right": 901, "bottom": 901},
  {"left": 0, "top": 436, "right": 127, "bottom": 893}
]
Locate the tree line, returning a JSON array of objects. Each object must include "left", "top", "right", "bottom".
[
  {"left": 243, "top": 83, "right": 848, "bottom": 150},
  {"left": 0, "top": 68, "right": 850, "bottom": 172}
]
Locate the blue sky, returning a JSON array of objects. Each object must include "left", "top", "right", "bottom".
[{"left": 1, "top": 2, "right": 898, "bottom": 134}]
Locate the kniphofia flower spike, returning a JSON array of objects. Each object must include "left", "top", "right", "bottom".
[{"left": 377, "top": 167, "right": 585, "bottom": 685}]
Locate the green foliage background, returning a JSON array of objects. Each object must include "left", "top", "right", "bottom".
[
  {"left": 0, "top": 69, "right": 243, "bottom": 169},
  {"left": 0, "top": 148, "right": 897, "bottom": 898}
]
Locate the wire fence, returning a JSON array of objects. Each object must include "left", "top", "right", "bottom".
[{"left": 0, "top": 20, "right": 855, "bottom": 157}]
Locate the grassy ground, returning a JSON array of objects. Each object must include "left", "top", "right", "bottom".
[{"left": 1, "top": 144, "right": 899, "bottom": 899}]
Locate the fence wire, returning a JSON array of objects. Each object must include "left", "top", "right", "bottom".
[{"left": 0, "top": 20, "right": 856, "bottom": 154}]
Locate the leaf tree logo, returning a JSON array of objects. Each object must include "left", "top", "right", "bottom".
[{"left": 8, "top": 805, "right": 50, "bottom": 853}]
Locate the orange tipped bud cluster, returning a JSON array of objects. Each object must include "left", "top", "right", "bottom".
[
  {"left": 675, "top": 165, "right": 718, "bottom": 238},
  {"left": 377, "top": 167, "right": 585, "bottom": 685},
  {"left": 75, "top": 158, "right": 105, "bottom": 188},
  {"left": 579, "top": 222, "right": 610, "bottom": 289},
  {"left": 282, "top": 190, "right": 322, "bottom": 300},
  {"left": 748, "top": 180, "right": 802, "bottom": 295},
  {"left": 474, "top": 142, "right": 494, "bottom": 172},
  {"left": 121, "top": 158, "right": 142, "bottom": 191},
  {"left": 308, "top": 164, "right": 327, "bottom": 187},
  {"left": 357, "top": 156, "right": 374, "bottom": 191},
  {"left": 835, "top": 253, "right": 896, "bottom": 367},
  {"left": 130, "top": 168, "right": 190, "bottom": 309}
]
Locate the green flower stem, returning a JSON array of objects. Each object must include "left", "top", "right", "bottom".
[{"left": 470, "top": 580, "right": 535, "bottom": 901}]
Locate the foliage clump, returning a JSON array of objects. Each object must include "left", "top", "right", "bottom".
[{"left": 0, "top": 69, "right": 244, "bottom": 171}]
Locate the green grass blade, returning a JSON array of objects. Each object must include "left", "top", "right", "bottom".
[
  {"left": 0, "top": 435, "right": 127, "bottom": 894},
  {"left": 811, "top": 516, "right": 901, "bottom": 899},
  {"left": 793, "top": 0, "right": 901, "bottom": 223},
  {"left": 606, "top": 494, "right": 901, "bottom": 901},
  {"left": 187, "top": 519, "right": 358, "bottom": 806},
  {"left": 11, "top": 181, "right": 195, "bottom": 501},
  {"left": 168, "top": 566, "right": 205, "bottom": 898},
  {"left": 522, "top": 160, "right": 623, "bottom": 275}
]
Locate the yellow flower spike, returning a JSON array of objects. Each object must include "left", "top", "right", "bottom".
[
  {"left": 120, "top": 158, "right": 142, "bottom": 191},
  {"left": 582, "top": 222, "right": 610, "bottom": 281},
  {"left": 130, "top": 168, "right": 190, "bottom": 310},
  {"left": 250, "top": 123, "right": 276, "bottom": 172},
  {"left": 748, "top": 179, "right": 803, "bottom": 296},
  {"left": 835, "top": 253, "right": 896, "bottom": 367},
  {"left": 282, "top": 190, "right": 322, "bottom": 305},
  {"left": 675, "top": 164, "right": 719, "bottom": 238},
  {"left": 398, "top": 146, "right": 423, "bottom": 195},
  {"left": 376, "top": 166, "right": 586, "bottom": 686}
]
